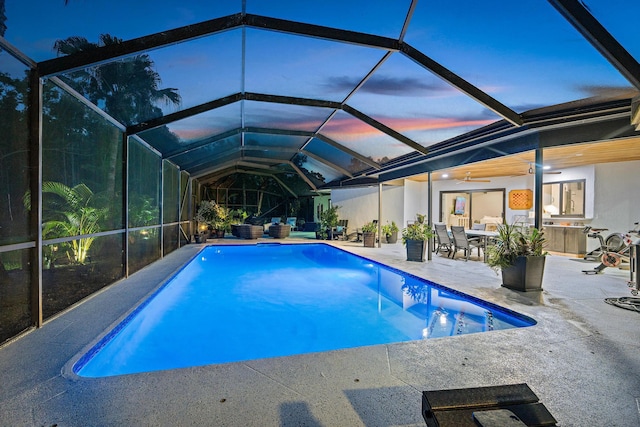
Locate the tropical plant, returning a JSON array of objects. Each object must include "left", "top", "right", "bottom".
[
  {"left": 228, "top": 209, "right": 248, "bottom": 224},
  {"left": 382, "top": 221, "right": 399, "bottom": 237},
  {"left": 361, "top": 221, "right": 377, "bottom": 233},
  {"left": 320, "top": 205, "right": 340, "bottom": 230},
  {"left": 402, "top": 221, "right": 434, "bottom": 244},
  {"left": 486, "top": 223, "right": 547, "bottom": 272},
  {"left": 128, "top": 195, "right": 158, "bottom": 227},
  {"left": 24, "top": 181, "right": 107, "bottom": 264},
  {"left": 195, "top": 200, "right": 228, "bottom": 230}
]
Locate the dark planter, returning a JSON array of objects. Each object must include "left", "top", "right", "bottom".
[
  {"left": 385, "top": 231, "right": 398, "bottom": 244},
  {"left": 194, "top": 234, "right": 207, "bottom": 244},
  {"left": 363, "top": 232, "right": 376, "bottom": 247},
  {"left": 214, "top": 229, "right": 225, "bottom": 238},
  {"left": 406, "top": 239, "right": 427, "bottom": 262},
  {"left": 501, "top": 256, "right": 546, "bottom": 292},
  {"left": 325, "top": 228, "right": 334, "bottom": 240}
]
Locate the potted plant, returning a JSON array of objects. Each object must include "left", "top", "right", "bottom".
[
  {"left": 486, "top": 223, "right": 547, "bottom": 292},
  {"left": 361, "top": 221, "right": 377, "bottom": 247},
  {"left": 382, "top": 221, "right": 399, "bottom": 244},
  {"left": 194, "top": 231, "right": 207, "bottom": 244},
  {"left": 320, "top": 205, "right": 340, "bottom": 240},
  {"left": 402, "top": 221, "right": 434, "bottom": 262}
]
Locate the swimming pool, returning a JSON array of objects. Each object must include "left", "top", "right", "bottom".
[{"left": 74, "top": 243, "right": 535, "bottom": 377}]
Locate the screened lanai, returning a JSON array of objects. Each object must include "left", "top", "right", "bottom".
[{"left": 1, "top": 0, "right": 640, "bottom": 343}]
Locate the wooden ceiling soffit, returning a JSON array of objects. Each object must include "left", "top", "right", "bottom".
[{"left": 632, "top": 96, "right": 640, "bottom": 130}]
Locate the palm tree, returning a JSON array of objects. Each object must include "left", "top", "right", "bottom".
[
  {"left": 53, "top": 34, "right": 181, "bottom": 196},
  {"left": 25, "top": 182, "right": 106, "bottom": 264}
]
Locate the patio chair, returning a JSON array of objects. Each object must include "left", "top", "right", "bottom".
[
  {"left": 450, "top": 226, "right": 483, "bottom": 261},
  {"left": 286, "top": 217, "right": 297, "bottom": 231},
  {"left": 333, "top": 219, "right": 349, "bottom": 240},
  {"left": 434, "top": 223, "right": 453, "bottom": 257},
  {"left": 269, "top": 223, "right": 291, "bottom": 239}
]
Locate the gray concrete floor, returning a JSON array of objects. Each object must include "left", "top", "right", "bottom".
[{"left": 1, "top": 237, "right": 639, "bottom": 426}]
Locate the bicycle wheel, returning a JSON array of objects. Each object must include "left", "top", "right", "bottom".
[{"left": 605, "top": 233, "right": 625, "bottom": 251}]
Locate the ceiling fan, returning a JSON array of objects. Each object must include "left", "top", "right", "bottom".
[{"left": 456, "top": 172, "right": 491, "bottom": 184}]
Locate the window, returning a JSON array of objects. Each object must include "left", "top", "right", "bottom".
[{"left": 542, "top": 180, "right": 585, "bottom": 217}]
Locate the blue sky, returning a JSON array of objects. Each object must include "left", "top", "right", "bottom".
[{"left": 2, "top": 0, "right": 638, "bottom": 164}]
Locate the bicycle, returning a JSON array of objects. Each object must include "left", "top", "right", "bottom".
[
  {"left": 582, "top": 226, "right": 626, "bottom": 261},
  {"left": 582, "top": 222, "right": 640, "bottom": 275}
]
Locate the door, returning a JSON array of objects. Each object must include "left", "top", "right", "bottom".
[{"left": 440, "top": 190, "right": 505, "bottom": 229}]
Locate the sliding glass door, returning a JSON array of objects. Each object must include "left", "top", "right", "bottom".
[{"left": 440, "top": 189, "right": 505, "bottom": 230}]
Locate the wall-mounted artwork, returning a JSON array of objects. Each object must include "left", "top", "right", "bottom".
[
  {"left": 509, "top": 189, "right": 533, "bottom": 209},
  {"left": 454, "top": 196, "right": 466, "bottom": 215}
]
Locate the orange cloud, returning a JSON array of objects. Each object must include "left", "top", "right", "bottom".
[
  {"left": 323, "top": 116, "right": 495, "bottom": 138},
  {"left": 172, "top": 127, "right": 223, "bottom": 141}
]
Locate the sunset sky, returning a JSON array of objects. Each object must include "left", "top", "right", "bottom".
[{"left": 2, "top": 0, "right": 638, "bottom": 170}]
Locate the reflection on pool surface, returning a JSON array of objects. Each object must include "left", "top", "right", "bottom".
[{"left": 74, "top": 243, "right": 535, "bottom": 377}]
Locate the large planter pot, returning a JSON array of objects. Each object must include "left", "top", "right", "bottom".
[
  {"left": 405, "top": 239, "right": 427, "bottom": 262},
  {"left": 363, "top": 232, "right": 376, "bottom": 247},
  {"left": 385, "top": 231, "right": 398, "bottom": 244},
  {"left": 214, "top": 229, "right": 225, "bottom": 238},
  {"left": 501, "top": 255, "right": 546, "bottom": 292}
]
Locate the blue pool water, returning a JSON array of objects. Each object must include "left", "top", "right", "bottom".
[{"left": 74, "top": 243, "right": 535, "bottom": 377}]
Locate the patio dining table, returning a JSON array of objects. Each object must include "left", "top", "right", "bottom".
[{"left": 465, "top": 229, "right": 499, "bottom": 262}]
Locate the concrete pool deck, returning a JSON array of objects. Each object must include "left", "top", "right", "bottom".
[{"left": 1, "top": 238, "right": 639, "bottom": 426}]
